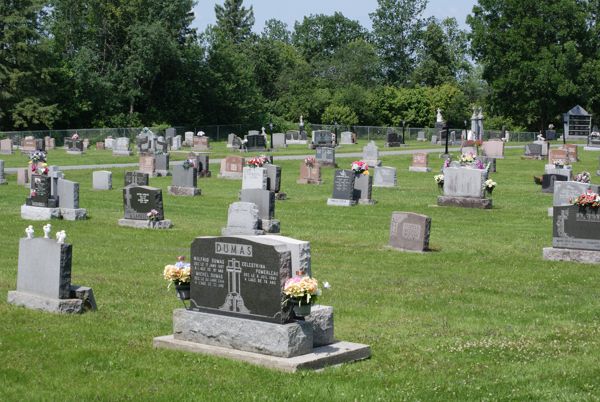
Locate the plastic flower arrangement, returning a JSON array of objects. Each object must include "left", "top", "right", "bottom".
[
  {"left": 575, "top": 171, "right": 591, "bottom": 183},
  {"left": 351, "top": 160, "right": 369, "bottom": 175},
  {"left": 247, "top": 155, "right": 269, "bottom": 167},
  {"left": 434, "top": 174, "right": 444, "bottom": 185},
  {"left": 572, "top": 190, "right": 600, "bottom": 208},
  {"left": 304, "top": 156, "right": 316, "bottom": 167},
  {"left": 163, "top": 256, "right": 191, "bottom": 289},
  {"left": 459, "top": 152, "right": 477, "bottom": 164},
  {"left": 484, "top": 179, "right": 497, "bottom": 193},
  {"left": 283, "top": 275, "right": 321, "bottom": 306},
  {"left": 28, "top": 151, "right": 48, "bottom": 175},
  {"left": 147, "top": 209, "right": 159, "bottom": 221},
  {"left": 553, "top": 159, "right": 568, "bottom": 167},
  {"left": 182, "top": 158, "right": 195, "bottom": 170},
  {"left": 71, "top": 133, "right": 80, "bottom": 140}
]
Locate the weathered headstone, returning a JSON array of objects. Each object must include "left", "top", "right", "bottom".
[
  {"left": 437, "top": 167, "right": 492, "bottom": 209},
  {"left": 8, "top": 235, "right": 96, "bottom": 313},
  {"left": 221, "top": 202, "right": 263, "bottom": 235},
  {"left": 44, "top": 136, "right": 55, "bottom": 150},
  {"left": 219, "top": 156, "right": 244, "bottom": 179},
  {"left": 168, "top": 165, "right": 199, "bottom": 196},
  {"left": 184, "top": 131, "right": 194, "bottom": 146},
  {"left": 155, "top": 153, "right": 170, "bottom": 176},
  {"left": 385, "top": 132, "right": 403, "bottom": 147},
  {"left": 193, "top": 136, "right": 210, "bottom": 151},
  {"left": 124, "top": 171, "right": 149, "bottom": 187},
  {"left": 389, "top": 212, "right": 431, "bottom": 252},
  {"left": 21, "top": 137, "right": 39, "bottom": 153},
  {"left": 58, "top": 178, "right": 87, "bottom": 220},
  {"left": 297, "top": 162, "right": 322, "bottom": 185},
  {"left": 481, "top": 140, "right": 504, "bottom": 159},
  {"left": 340, "top": 132, "right": 353, "bottom": 145},
  {"left": 139, "top": 154, "right": 156, "bottom": 177},
  {"left": 0, "top": 138, "right": 13, "bottom": 154},
  {"left": 373, "top": 166, "right": 397, "bottom": 187},
  {"left": 96, "top": 141, "right": 105, "bottom": 150},
  {"left": 562, "top": 144, "right": 578, "bottom": 162},
  {"left": 227, "top": 133, "right": 243, "bottom": 149},
  {"left": 272, "top": 133, "right": 287, "bottom": 149},
  {"left": 171, "top": 135, "right": 182, "bottom": 151},
  {"left": 409, "top": 153, "right": 431, "bottom": 172},
  {"left": 312, "top": 130, "right": 332, "bottom": 147},
  {"left": 363, "top": 141, "right": 381, "bottom": 167},
  {"left": 327, "top": 170, "right": 356, "bottom": 206},
  {"left": 113, "top": 137, "right": 132, "bottom": 156},
  {"left": 548, "top": 149, "right": 568, "bottom": 165},
  {"left": 92, "top": 171, "right": 112, "bottom": 190},
  {"left": 242, "top": 167, "right": 268, "bottom": 190},
  {"left": 316, "top": 146, "right": 336, "bottom": 167},
  {"left": 104, "top": 137, "right": 114, "bottom": 149}
]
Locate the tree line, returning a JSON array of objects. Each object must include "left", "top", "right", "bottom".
[{"left": 1, "top": 0, "right": 599, "bottom": 133}]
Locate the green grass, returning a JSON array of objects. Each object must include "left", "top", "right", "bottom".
[{"left": 1, "top": 144, "right": 600, "bottom": 401}]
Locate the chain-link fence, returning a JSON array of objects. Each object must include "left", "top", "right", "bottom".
[{"left": 1, "top": 123, "right": 542, "bottom": 145}]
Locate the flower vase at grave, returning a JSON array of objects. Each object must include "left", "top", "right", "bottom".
[
  {"left": 289, "top": 299, "right": 311, "bottom": 318},
  {"left": 175, "top": 282, "right": 191, "bottom": 300}
]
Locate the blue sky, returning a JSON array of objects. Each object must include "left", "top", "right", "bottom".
[{"left": 192, "top": 0, "right": 478, "bottom": 33}]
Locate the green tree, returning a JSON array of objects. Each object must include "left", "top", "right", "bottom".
[
  {"left": 214, "top": 0, "right": 255, "bottom": 44},
  {"left": 468, "top": 0, "right": 589, "bottom": 131},
  {"left": 0, "top": 0, "right": 61, "bottom": 129},
  {"left": 292, "top": 12, "right": 367, "bottom": 61},
  {"left": 321, "top": 104, "right": 358, "bottom": 126},
  {"left": 370, "top": 0, "right": 428, "bottom": 84},
  {"left": 262, "top": 19, "right": 290, "bottom": 44}
]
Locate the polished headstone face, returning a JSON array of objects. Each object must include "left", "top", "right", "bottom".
[
  {"left": 57, "top": 178, "right": 79, "bottom": 209},
  {"left": 332, "top": 170, "right": 355, "bottom": 200},
  {"left": 189, "top": 236, "right": 292, "bottom": 323},
  {"left": 124, "top": 171, "right": 149, "bottom": 187},
  {"left": 313, "top": 130, "right": 332, "bottom": 145},
  {"left": 246, "top": 135, "right": 266, "bottom": 149},
  {"left": 389, "top": 212, "right": 431, "bottom": 252},
  {"left": 30, "top": 174, "right": 52, "bottom": 207},
  {"left": 123, "top": 185, "right": 164, "bottom": 220},
  {"left": 17, "top": 238, "right": 72, "bottom": 299},
  {"left": 171, "top": 165, "right": 197, "bottom": 188},
  {"left": 242, "top": 167, "right": 267, "bottom": 190},
  {"left": 316, "top": 147, "right": 335, "bottom": 164},
  {"left": 553, "top": 181, "right": 590, "bottom": 207},
  {"left": 542, "top": 174, "right": 568, "bottom": 193},
  {"left": 553, "top": 205, "right": 600, "bottom": 251},
  {"left": 240, "top": 189, "right": 275, "bottom": 220}
]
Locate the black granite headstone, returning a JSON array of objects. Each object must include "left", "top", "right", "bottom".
[
  {"left": 124, "top": 171, "right": 150, "bottom": 187},
  {"left": 313, "top": 130, "right": 332, "bottom": 146},
  {"left": 265, "top": 164, "right": 281, "bottom": 193},
  {"left": 332, "top": 170, "right": 356, "bottom": 200},
  {"left": 386, "top": 132, "right": 403, "bottom": 146},
  {"left": 189, "top": 236, "right": 292, "bottom": 323},
  {"left": 29, "top": 174, "right": 52, "bottom": 207},
  {"left": 542, "top": 174, "right": 568, "bottom": 193},
  {"left": 246, "top": 135, "right": 267, "bottom": 150},
  {"left": 123, "top": 185, "right": 164, "bottom": 220},
  {"left": 553, "top": 205, "right": 600, "bottom": 250}
]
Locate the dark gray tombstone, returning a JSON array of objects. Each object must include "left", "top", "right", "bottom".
[
  {"left": 189, "top": 236, "right": 292, "bottom": 323},
  {"left": 165, "top": 127, "right": 176, "bottom": 140},
  {"left": 354, "top": 174, "right": 373, "bottom": 203},
  {"left": 240, "top": 189, "right": 275, "bottom": 220},
  {"left": 331, "top": 170, "right": 356, "bottom": 200},
  {"left": 316, "top": 146, "right": 335, "bottom": 167},
  {"left": 312, "top": 130, "right": 332, "bottom": 147},
  {"left": 246, "top": 135, "right": 267, "bottom": 150},
  {"left": 389, "top": 212, "right": 431, "bottom": 252},
  {"left": 525, "top": 143, "right": 542, "bottom": 156},
  {"left": 123, "top": 186, "right": 164, "bottom": 220},
  {"left": 124, "top": 171, "right": 150, "bottom": 187},
  {"left": 172, "top": 165, "right": 197, "bottom": 188},
  {"left": 265, "top": 164, "right": 281, "bottom": 193},
  {"left": 385, "top": 132, "right": 403, "bottom": 147},
  {"left": 28, "top": 175, "right": 52, "bottom": 207},
  {"left": 542, "top": 174, "right": 569, "bottom": 193},
  {"left": 553, "top": 205, "right": 600, "bottom": 251},
  {"left": 57, "top": 179, "right": 79, "bottom": 209},
  {"left": 155, "top": 153, "right": 170, "bottom": 176}
]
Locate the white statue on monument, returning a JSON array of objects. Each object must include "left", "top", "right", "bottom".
[
  {"left": 43, "top": 223, "right": 52, "bottom": 239},
  {"left": 56, "top": 230, "right": 67, "bottom": 244},
  {"left": 25, "top": 225, "right": 34, "bottom": 239},
  {"left": 436, "top": 108, "right": 444, "bottom": 123}
]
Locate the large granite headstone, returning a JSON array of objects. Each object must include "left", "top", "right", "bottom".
[
  {"left": 389, "top": 212, "right": 431, "bottom": 252},
  {"left": 246, "top": 135, "right": 267, "bottom": 151},
  {"left": 327, "top": 170, "right": 356, "bottom": 206},
  {"left": 481, "top": 140, "right": 504, "bottom": 159},
  {"left": 242, "top": 167, "right": 268, "bottom": 190},
  {"left": 315, "top": 147, "right": 335, "bottom": 167},
  {"left": 155, "top": 153, "right": 170, "bottom": 176},
  {"left": 28, "top": 175, "right": 52, "bottom": 207},
  {"left": 122, "top": 185, "right": 164, "bottom": 220},
  {"left": 312, "top": 130, "right": 332, "bottom": 147},
  {"left": 240, "top": 189, "right": 275, "bottom": 220},
  {"left": 385, "top": 132, "right": 403, "bottom": 147},
  {"left": 189, "top": 236, "right": 292, "bottom": 323},
  {"left": 443, "top": 167, "right": 486, "bottom": 198},
  {"left": 552, "top": 205, "right": 600, "bottom": 251},
  {"left": 272, "top": 133, "right": 287, "bottom": 149},
  {"left": 168, "top": 165, "right": 199, "bottom": 196}
]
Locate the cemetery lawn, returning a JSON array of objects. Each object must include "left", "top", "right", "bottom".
[{"left": 2, "top": 145, "right": 600, "bottom": 401}]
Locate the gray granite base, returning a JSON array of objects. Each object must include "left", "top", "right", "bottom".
[
  {"left": 297, "top": 179, "right": 322, "bottom": 185},
  {"left": 112, "top": 151, "right": 133, "bottom": 156},
  {"left": 8, "top": 291, "right": 83, "bottom": 314},
  {"left": 358, "top": 199, "right": 376, "bottom": 205},
  {"left": 287, "top": 140, "right": 308, "bottom": 145},
  {"left": 168, "top": 186, "right": 200, "bottom": 196},
  {"left": 543, "top": 247, "right": 600, "bottom": 264},
  {"left": 172, "top": 309, "right": 312, "bottom": 358},
  {"left": 66, "top": 150, "right": 83, "bottom": 155},
  {"left": 61, "top": 208, "right": 87, "bottom": 221},
  {"left": 118, "top": 218, "right": 173, "bottom": 229},
  {"left": 409, "top": 166, "right": 431, "bottom": 172},
  {"left": 304, "top": 305, "right": 335, "bottom": 347},
  {"left": 327, "top": 198, "right": 356, "bottom": 207},
  {"left": 21, "top": 205, "right": 62, "bottom": 220},
  {"left": 261, "top": 219, "right": 280, "bottom": 233},
  {"left": 153, "top": 336, "right": 370, "bottom": 373},
  {"left": 437, "top": 196, "right": 492, "bottom": 209}
]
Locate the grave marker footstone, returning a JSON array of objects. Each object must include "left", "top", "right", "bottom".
[{"left": 389, "top": 212, "right": 431, "bottom": 252}]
